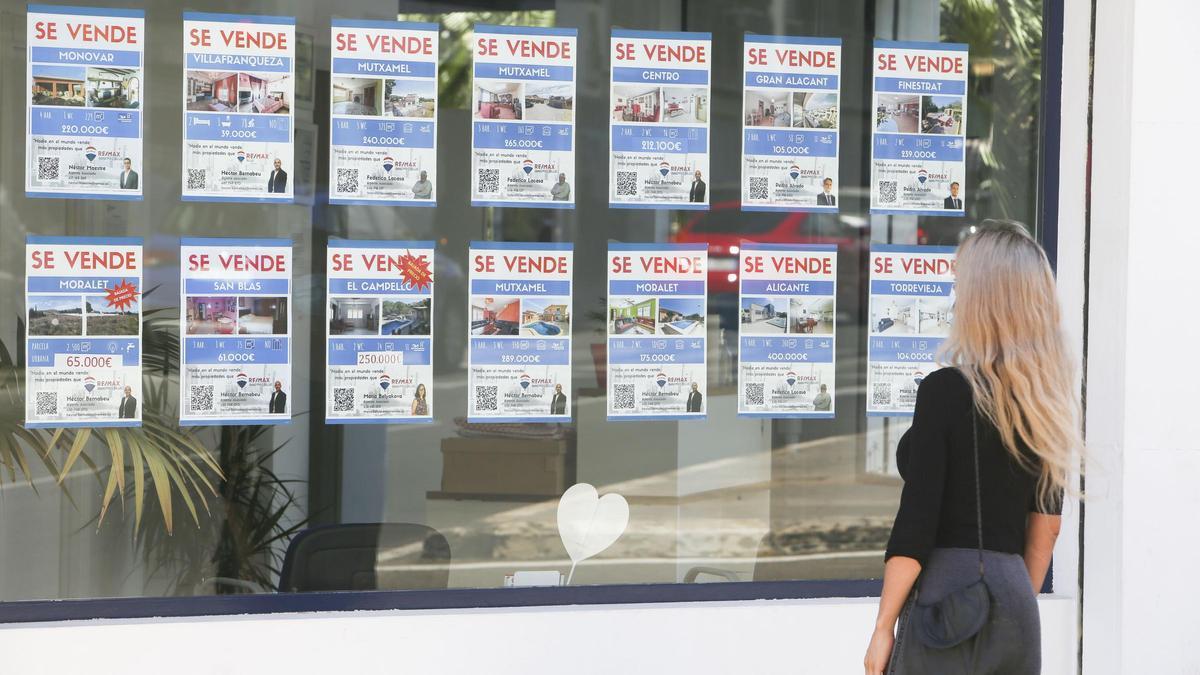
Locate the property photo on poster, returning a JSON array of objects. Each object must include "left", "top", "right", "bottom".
[
  {"left": 183, "top": 13, "right": 295, "bottom": 202},
  {"left": 607, "top": 243, "right": 708, "bottom": 420},
  {"left": 470, "top": 25, "right": 577, "bottom": 207},
  {"left": 737, "top": 243, "right": 836, "bottom": 417},
  {"left": 866, "top": 243, "right": 956, "bottom": 416},
  {"left": 329, "top": 20, "right": 438, "bottom": 205},
  {"left": 179, "top": 238, "right": 292, "bottom": 425},
  {"left": 870, "top": 40, "right": 968, "bottom": 215},
  {"left": 326, "top": 240, "right": 434, "bottom": 423},
  {"left": 741, "top": 35, "right": 840, "bottom": 212},
  {"left": 468, "top": 242, "right": 573, "bottom": 422},
  {"left": 25, "top": 236, "right": 143, "bottom": 427},
  {"left": 609, "top": 30, "right": 711, "bottom": 210},
  {"left": 26, "top": 5, "right": 145, "bottom": 200}
]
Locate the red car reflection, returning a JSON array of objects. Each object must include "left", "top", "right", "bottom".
[{"left": 672, "top": 200, "right": 855, "bottom": 295}]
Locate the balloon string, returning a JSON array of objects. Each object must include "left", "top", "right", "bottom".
[{"left": 566, "top": 561, "right": 578, "bottom": 586}]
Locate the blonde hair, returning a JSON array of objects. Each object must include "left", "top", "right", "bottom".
[{"left": 939, "top": 220, "right": 1080, "bottom": 509}]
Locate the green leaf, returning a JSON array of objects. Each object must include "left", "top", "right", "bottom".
[
  {"left": 58, "top": 429, "right": 92, "bottom": 483},
  {"left": 129, "top": 434, "right": 146, "bottom": 532}
]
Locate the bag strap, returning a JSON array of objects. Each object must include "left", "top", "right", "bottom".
[{"left": 971, "top": 406, "right": 984, "bottom": 578}]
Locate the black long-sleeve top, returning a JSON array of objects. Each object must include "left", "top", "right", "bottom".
[{"left": 884, "top": 367, "right": 1061, "bottom": 565}]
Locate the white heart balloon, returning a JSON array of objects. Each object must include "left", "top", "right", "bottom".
[{"left": 557, "top": 483, "right": 629, "bottom": 582}]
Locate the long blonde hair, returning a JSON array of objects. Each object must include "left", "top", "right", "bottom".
[{"left": 939, "top": 220, "right": 1080, "bottom": 509}]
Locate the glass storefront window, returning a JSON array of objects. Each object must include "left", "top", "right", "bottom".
[{"left": 0, "top": 0, "right": 1050, "bottom": 604}]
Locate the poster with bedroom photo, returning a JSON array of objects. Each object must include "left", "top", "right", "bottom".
[{"left": 182, "top": 12, "right": 295, "bottom": 202}]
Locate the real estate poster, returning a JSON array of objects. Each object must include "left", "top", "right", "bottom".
[
  {"left": 25, "top": 236, "right": 142, "bottom": 428},
  {"left": 326, "top": 240, "right": 434, "bottom": 424},
  {"left": 870, "top": 40, "right": 968, "bottom": 215},
  {"left": 179, "top": 238, "right": 292, "bottom": 426},
  {"left": 609, "top": 30, "right": 711, "bottom": 210},
  {"left": 866, "top": 244, "right": 956, "bottom": 416},
  {"left": 737, "top": 243, "right": 836, "bottom": 418},
  {"left": 741, "top": 35, "right": 840, "bottom": 212},
  {"left": 329, "top": 20, "right": 438, "bottom": 206},
  {"left": 607, "top": 243, "right": 707, "bottom": 420},
  {"left": 182, "top": 12, "right": 295, "bottom": 203},
  {"left": 467, "top": 243, "right": 573, "bottom": 422},
  {"left": 26, "top": 5, "right": 145, "bottom": 200},
  {"left": 470, "top": 25, "right": 577, "bottom": 208}
]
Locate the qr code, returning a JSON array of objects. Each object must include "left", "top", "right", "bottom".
[
  {"left": 38, "top": 157, "right": 60, "bottom": 180},
  {"left": 189, "top": 385, "right": 214, "bottom": 412},
  {"left": 872, "top": 382, "right": 892, "bottom": 407},
  {"left": 613, "top": 384, "right": 635, "bottom": 410},
  {"left": 187, "top": 169, "right": 207, "bottom": 191},
  {"left": 616, "top": 171, "right": 638, "bottom": 196},
  {"left": 748, "top": 177, "right": 769, "bottom": 200},
  {"left": 332, "top": 387, "right": 354, "bottom": 412},
  {"left": 475, "top": 385, "right": 498, "bottom": 411},
  {"left": 744, "top": 383, "right": 764, "bottom": 405},
  {"left": 477, "top": 168, "right": 499, "bottom": 193},
  {"left": 35, "top": 391, "right": 57, "bottom": 416},
  {"left": 878, "top": 180, "right": 898, "bottom": 204},
  {"left": 336, "top": 168, "right": 358, "bottom": 194}
]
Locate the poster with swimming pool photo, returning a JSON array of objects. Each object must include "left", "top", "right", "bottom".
[
  {"left": 866, "top": 243, "right": 956, "bottom": 416},
  {"left": 25, "top": 236, "right": 143, "bottom": 428},
  {"left": 326, "top": 240, "right": 434, "bottom": 424},
  {"left": 26, "top": 5, "right": 145, "bottom": 200},
  {"left": 182, "top": 12, "right": 295, "bottom": 203},
  {"left": 737, "top": 243, "right": 837, "bottom": 418},
  {"left": 468, "top": 242, "right": 573, "bottom": 422},
  {"left": 607, "top": 242, "right": 708, "bottom": 420}
]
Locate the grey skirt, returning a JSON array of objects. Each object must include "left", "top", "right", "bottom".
[{"left": 888, "top": 548, "right": 1042, "bottom": 675}]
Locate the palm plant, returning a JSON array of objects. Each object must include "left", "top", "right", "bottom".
[
  {"left": 135, "top": 425, "right": 308, "bottom": 595},
  {"left": 51, "top": 301, "right": 222, "bottom": 534},
  {"left": 941, "top": 0, "right": 1044, "bottom": 223}
]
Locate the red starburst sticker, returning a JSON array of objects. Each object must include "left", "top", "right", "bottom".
[
  {"left": 399, "top": 250, "right": 433, "bottom": 292},
  {"left": 105, "top": 279, "right": 140, "bottom": 312}
]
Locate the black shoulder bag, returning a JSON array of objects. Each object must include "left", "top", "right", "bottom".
[{"left": 913, "top": 410, "right": 991, "bottom": 648}]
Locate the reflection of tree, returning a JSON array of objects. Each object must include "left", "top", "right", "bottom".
[
  {"left": 398, "top": 11, "right": 556, "bottom": 110},
  {"left": 941, "top": 0, "right": 1042, "bottom": 224}
]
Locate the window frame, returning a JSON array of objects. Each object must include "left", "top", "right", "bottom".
[{"left": 0, "top": 0, "right": 1065, "bottom": 624}]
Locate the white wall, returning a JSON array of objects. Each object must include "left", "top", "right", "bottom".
[
  {"left": 1083, "top": 0, "right": 1200, "bottom": 673},
  {"left": 0, "top": 596, "right": 1076, "bottom": 674}
]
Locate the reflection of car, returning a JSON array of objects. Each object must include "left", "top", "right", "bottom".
[
  {"left": 673, "top": 201, "right": 830, "bottom": 296},
  {"left": 672, "top": 201, "right": 869, "bottom": 330},
  {"left": 877, "top": 317, "right": 894, "bottom": 332}
]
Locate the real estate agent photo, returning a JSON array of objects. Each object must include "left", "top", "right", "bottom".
[
  {"left": 685, "top": 382, "right": 703, "bottom": 412},
  {"left": 119, "top": 158, "right": 138, "bottom": 190},
  {"left": 268, "top": 381, "right": 287, "bottom": 414},
  {"left": 267, "top": 159, "right": 288, "bottom": 193}
]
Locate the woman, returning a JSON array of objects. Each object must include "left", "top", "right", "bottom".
[
  {"left": 411, "top": 383, "right": 428, "bottom": 416},
  {"left": 864, "top": 221, "right": 1081, "bottom": 674}
]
